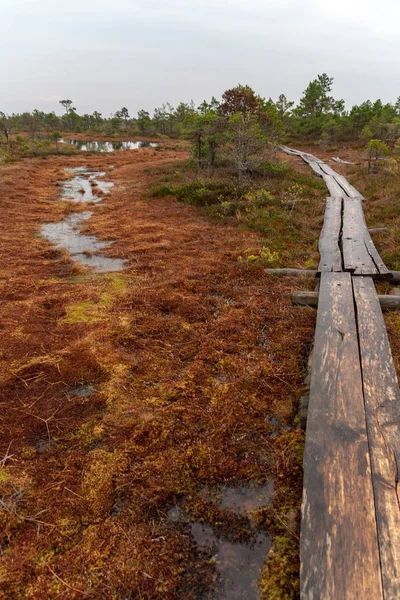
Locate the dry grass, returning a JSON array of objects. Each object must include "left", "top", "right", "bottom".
[{"left": 0, "top": 141, "right": 319, "bottom": 598}]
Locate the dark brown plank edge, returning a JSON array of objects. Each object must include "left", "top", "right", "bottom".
[
  {"left": 317, "top": 197, "right": 342, "bottom": 274},
  {"left": 353, "top": 276, "right": 400, "bottom": 599},
  {"left": 343, "top": 199, "right": 392, "bottom": 279},
  {"left": 301, "top": 272, "right": 383, "bottom": 599}
]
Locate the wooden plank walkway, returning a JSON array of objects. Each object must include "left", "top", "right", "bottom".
[
  {"left": 343, "top": 199, "right": 391, "bottom": 278},
  {"left": 318, "top": 197, "right": 342, "bottom": 273},
  {"left": 280, "top": 146, "right": 400, "bottom": 599},
  {"left": 353, "top": 277, "right": 400, "bottom": 597},
  {"left": 301, "top": 272, "right": 383, "bottom": 599},
  {"left": 280, "top": 145, "right": 392, "bottom": 280}
]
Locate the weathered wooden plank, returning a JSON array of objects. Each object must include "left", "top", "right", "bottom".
[
  {"left": 322, "top": 175, "right": 344, "bottom": 198},
  {"left": 281, "top": 146, "right": 361, "bottom": 196},
  {"left": 301, "top": 272, "right": 383, "bottom": 599},
  {"left": 265, "top": 268, "right": 317, "bottom": 277},
  {"left": 353, "top": 276, "right": 400, "bottom": 599},
  {"left": 369, "top": 227, "right": 387, "bottom": 235},
  {"left": 308, "top": 160, "right": 326, "bottom": 177},
  {"left": 281, "top": 146, "right": 361, "bottom": 197},
  {"left": 279, "top": 145, "right": 300, "bottom": 156},
  {"left": 342, "top": 199, "right": 392, "bottom": 278},
  {"left": 292, "top": 290, "right": 319, "bottom": 307},
  {"left": 318, "top": 197, "right": 342, "bottom": 273},
  {"left": 319, "top": 163, "right": 361, "bottom": 198},
  {"left": 280, "top": 146, "right": 323, "bottom": 164}
]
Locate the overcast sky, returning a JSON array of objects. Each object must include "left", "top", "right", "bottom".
[{"left": 2, "top": 0, "right": 400, "bottom": 116}]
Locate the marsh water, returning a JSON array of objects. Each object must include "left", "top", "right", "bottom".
[
  {"left": 190, "top": 524, "right": 271, "bottom": 600},
  {"left": 41, "top": 167, "right": 126, "bottom": 272},
  {"left": 60, "top": 139, "right": 158, "bottom": 152},
  {"left": 61, "top": 167, "right": 114, "bottom": 202},
  {"left": 218, "top": 482, "right": 273, "bottom": 513},
  {"left": 167, "top": 482, "right": 273, "bottom": 600}
]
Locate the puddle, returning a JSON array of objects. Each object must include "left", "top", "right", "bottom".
[
  {"left": 167, "top": 506, "right": 181, "bottom": 522},
  {"left": 41, "top": 212, "right": 126, "bottom": 272},
  {"left": 60, "top": 139, "right": 158, "bottom": 152},
  {"left": 191, "top": 523, "right": 271, "bottom": 600},
  {"left": 167, "top": 482, "right": 273, "bottom": 599},
  {"left": 36, "top": 439, "right": 51, "bottom": 451},
  {"left": 219, "top": 483, "right": 274, "bottom": 513},
  {"left": 42, "top": 166, "right": 126, "bottom": 273},
  {"left": 69, "top": 384, "right": 95, "bottom": 397},
  {"left": 110, "top": 497, "right": 128, "bottom": 516},
  {"left": 196, "top": 482, "right": 274, "bottom": 515},
  {"left": 62, "top": 167, "right": 113, "bottom": 203}
]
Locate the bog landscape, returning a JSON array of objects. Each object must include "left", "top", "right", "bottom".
[{"left": 2, "top": 75, "right": 400, "bottom": 599}]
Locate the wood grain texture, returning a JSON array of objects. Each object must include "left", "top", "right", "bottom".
[
  {"left": 301, "top": 272, "right": 383, "bottom": 599},
  {"left": 342, "top": 199, "right": 392, "bottom": 278},
  {"left": 353, "top": 276, "right": 400, "bottom": 599},
  {"left": 318, "top": 197, "right": 342, "bottom": 273}
]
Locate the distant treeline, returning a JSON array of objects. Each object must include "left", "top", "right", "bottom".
[
  {"left": 2, "top": 74, "right": 400, "bottom": 146},
  {"left": 2, "top": 74, "right": 400, "bottom": 177}
]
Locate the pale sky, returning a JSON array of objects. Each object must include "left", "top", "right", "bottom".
[{"left": 2, "top": 0, "right": 400, "bottom": 116}]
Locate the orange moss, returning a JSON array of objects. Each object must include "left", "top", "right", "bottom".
[{"left": 0, "top": 141, "right": 316, "bottom": 598}]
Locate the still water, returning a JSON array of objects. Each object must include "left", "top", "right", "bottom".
[{"left": 60, "top": 139, "right": 158, "bottom": 152}]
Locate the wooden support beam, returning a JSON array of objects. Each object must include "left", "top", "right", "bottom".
[
  {"left": 301, "top": 272, "right": 383, "bottom": 599},
  {"left": 292, "top": 291, "right": 319, "bottom": 308},
  {"left": 266, "top": 268, "right": 400, "bottom": 284},
  {"left": 392, "top": 271, "right": 400, "bottom": 284},
  {"left": 368, "top": 227, "right": 387, "bottom": 235},
  {"left": 265, "top": 268, "right": 317, "bottom": 277},
  {"left": 292, "top": 290, "right": 400, "bottom": 310},
  {"left": 377, "top": 296, "right": 400, "bottom": 310}
]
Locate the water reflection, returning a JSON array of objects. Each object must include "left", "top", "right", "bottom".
[
  {"left": 62, "top": 167, "right": 113, "bottom": 203},
  {"left": 190, "top": 523, "right": 271, "bottom": 600},
  {"left": 41, "top": 212, "right": 126, "bottom": 272},
  {"left": 218, "top": 482, "right": 274, "bottom": 513},
  {"left": 166, "top": 481, "right": 273, "bottom": 599},
  {"left": 60, "top": 139, "right": 158, "bottom": 152}
]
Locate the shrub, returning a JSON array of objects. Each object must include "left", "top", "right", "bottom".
[
  {"left": 152, "top": 182, "right": 233, "bottom": 206},
  {"left": 280, "top": 184, "right": 304, "bottom": 213},
  {"left": 238, "top": 246, "right": 280, "bottom": 267},
  {"left": 366, "top": 139, "right": 389, "bottom": 173},
  {"left": 258, "top": 161, "right": 290, "bottom": 178}
]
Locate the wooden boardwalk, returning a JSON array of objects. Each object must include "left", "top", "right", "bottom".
[{"left": 280, "top": 147, "right": 400, "bottom": 599}]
